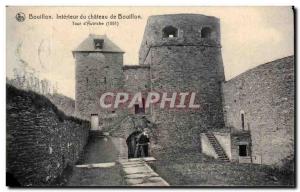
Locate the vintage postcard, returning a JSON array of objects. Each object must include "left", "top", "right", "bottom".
[{"left": 6, "top": 6, "right": 295, "bottom": 187}]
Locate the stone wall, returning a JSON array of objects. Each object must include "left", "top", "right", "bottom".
[
  {"left": 139, "top": 14, "right": 222, "bottom": 65},
  {"left": 138, "top": 14, "right": 225, "bottom": 153},
  {"left": 123, "top": 65, "right": 150, "bottom": 92},
  {"left": 123, "top": 65, "right": 151, "bottom": 115},
  {"left": 6, "top": 84, "right": 90, "bottom": 186},
  {"left": 141, "top": 45, "right": 225, "bottom": 152},
  {"left": 223, "top": 56, "right": 294, "bottom": 165},
  {"left": 111, "top": 114, "right": 160, "bottom": 156},
  {"left": 111, "top": 115, "right": 155, "bottom": 139},
  {"left": 74, "top": 52, "right": 124, "bottom": 120},
  {"left": 47, "top": 93, "right": 75, "bottom": 116}
]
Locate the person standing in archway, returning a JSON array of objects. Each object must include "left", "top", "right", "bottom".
[
  {"left": 136, "top": 129, "right": 150, "bottom": 157},
  {"left": 126, "top": 130, "right": 141, "bottom": 159}
]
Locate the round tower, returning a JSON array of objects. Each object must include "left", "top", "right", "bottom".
[
  {"left": 73, "top": 34, "right": 124, "bottom": 125},
  {"left": 139, "top": 14, "right": 225, "bottom": 152}
]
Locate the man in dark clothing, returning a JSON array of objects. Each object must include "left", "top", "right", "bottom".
[
  {"left": 126, "top": 131, "right": 141, "bottom": 158},
  {"left": 137, "top": 130, "right": 150, "bottom": 157}
]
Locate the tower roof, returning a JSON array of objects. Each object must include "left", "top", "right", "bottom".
[{"left": 73, "top": 34, "right": 124, "bottom": 53}]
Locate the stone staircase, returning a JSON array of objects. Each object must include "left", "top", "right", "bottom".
[{"left": 205, "top": 132, "right": 230, "bottom": 162}]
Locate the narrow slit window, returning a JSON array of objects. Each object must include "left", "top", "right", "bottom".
[{"left": 241, "top": 113, "right": 245, "bottom": 130}]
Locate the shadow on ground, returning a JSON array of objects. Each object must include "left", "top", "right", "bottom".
[{"left": 55, "top": 136, "right": 126, "bottom": 186}]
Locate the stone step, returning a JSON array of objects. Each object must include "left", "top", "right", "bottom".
[
  {"left": 125, "top": 172, "right": 159, "bottom": 179},
  {"left": 76, "top": 162, "right": 115, "bottom": 168},
  {"left": 214, "top": 148, "right": 224, "bottom": 151},
  {"left": 120, "top": 158, "right": 169, "bottom": 186},
  {"left": 89, "top": 131, "right": 106, "bottom": 137}
]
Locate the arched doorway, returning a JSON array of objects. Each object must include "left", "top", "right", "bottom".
[
  {"left": 126, "top": 131, "right": 141, "bottom": 158},
  {"left": 126, "top": 130, "right": 150, "bottom": 159}
]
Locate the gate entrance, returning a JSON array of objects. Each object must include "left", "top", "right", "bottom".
[{"left": 126, "top": 131, "right": 150, "bottom": 159}]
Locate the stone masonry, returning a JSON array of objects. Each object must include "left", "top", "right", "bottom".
[
  {"left": 7, "top": 85, "right": 90, "bottom": 186},
  {"left": 223, "top": 56, "right": 294, "bottom": 165},
  {"left": 73, "top": 14, "right": 294, "bottom": 166},
  {"left": 73, "top": 35, "right": 124, "bottom": 120}
]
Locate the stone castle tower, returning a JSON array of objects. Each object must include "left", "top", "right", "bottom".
[
  {"left": 73, "top": 14, "right": 226, "bottom": 151},
  {"left": 139, "top": 14, "right": 225, "bottom": 151},
  {"left": 71, "top": 14, "right": 294, "bottom": 165},
  {"left": 73, "top": 34, "right": 124, "bottom": 124}
]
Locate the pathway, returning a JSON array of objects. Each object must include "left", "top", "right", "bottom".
[
  {"left": 65, "top": 136, "right": 125, "bottom": 186},
  {"left": 64, "top": 136, "right": 169, "bottom": 187},
  {"left": 120, "top": 157, "right": 170, "bottom": 186}
]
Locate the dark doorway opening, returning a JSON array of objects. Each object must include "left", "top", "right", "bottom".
[
  {"left": 126, "top": 131, "right": 150, "bottom": 159},
  {"left": 239, "top": 145, "right": 247, "bottom": 156},
  {"left": 126, "top": 131, "right": 141, "bottom": 159}
]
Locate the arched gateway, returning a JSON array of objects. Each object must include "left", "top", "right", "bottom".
[{"left": 126, "top": 129, "right": 151, "bottom": 159}]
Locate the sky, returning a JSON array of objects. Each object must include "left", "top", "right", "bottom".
[{"left": 6, "top": 6, "right": 294, "bottom": 98}]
